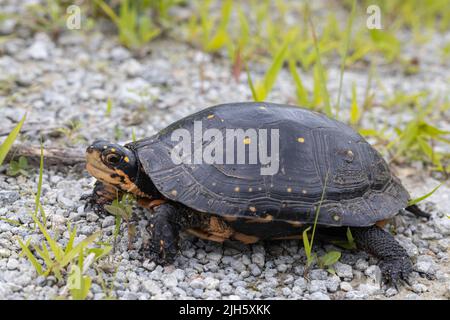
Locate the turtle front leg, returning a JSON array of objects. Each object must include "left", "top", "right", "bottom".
[
  {"left": 351, "top": 225, "right": 412, "bottom": 289},
  {"left": 146, "top": 203, "right": 205, "bottom": 265},
  {"left": 81, "top": 181, "right": 122, "bottom": 216}
]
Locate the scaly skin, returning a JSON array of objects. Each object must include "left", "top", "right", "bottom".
[{"left": 351, "top": 225, "right": 413, "bottom": 288}]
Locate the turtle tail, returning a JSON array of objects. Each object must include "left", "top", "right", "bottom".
[{"left": 405, "top": 204, "right": 431, "bottom": 219}]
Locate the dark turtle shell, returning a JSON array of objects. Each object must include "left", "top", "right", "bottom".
[{"left": 132, "top": 102, "right": 410, "bottom": 227}]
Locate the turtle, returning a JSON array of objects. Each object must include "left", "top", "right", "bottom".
[{"left": 83, "top": 102, "right": 430, "bottom": 287}]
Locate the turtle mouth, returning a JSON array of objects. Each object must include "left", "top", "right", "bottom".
[{"left": 86, "top": 150, "right": 121, "bottom": 186}]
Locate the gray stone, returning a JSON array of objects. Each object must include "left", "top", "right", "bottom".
[
  {"left": 231, "top": 260, "right": 246, "bottom": 273},
  {"left": 355, "top": 259, "right": 369, "bottom": 271},
  {"left": 86, "top": 213, "right": 99, "bottom": 222},
  {"left": 190, "top": 278, "right": 205, "bottom": 290},
  {"left": 358, "top": 283, "right": 381, "bottom": 295},
  {"left": 161, "top": 274, "right": 178, "bottom": 288},
  {"left": 183, "top": 248, "right": 196, "bottom": 258},
  {"left": 7, "top": 258, "right": 19, "bottom": 270},
  {"left": 172, "top": 269, "right": 185, "bottom": 280},
  {"left": 206, "top": 252, "right": 222, "bottom": 262},
  {"left": 142, "top": 280, "right": 161, "bottom": 296},
  {"left": 396, "top": 235, "right": 419, "bottom": 256},
  {"left": 415, "top": 255, "right": 437, "bottom": 275},
  {"left": 0, "top": 191, "right": 20, "bottom": 204},
  {"left": 412, "top": 283, "right": 427, "bottom": 293},
  {"left": 340, "top": 282, "right": 352, "bottom": 292},
  {"left": 0, "top": 248, "right": 11, "bottom": 258},
  {"left": 310, "top": 292, "right": 330, "bottom": 300},
  {"left": 345, "top": 290, "right": 367, "bottom": 300},
  {"left": 102, "top": 216, "right": 116, "bottom": 228},
  {"left": 293, "top": 277, "right": 307, "bottom": 291},
  {"left": 434, "top": 217, "right": 450, "bottom": 236},
  {"left": 204, "top": 277, "right": 219, "bottom": 290},
  {"left": 27, "top": 39, "right": 50, "bottom": 60},
  {"left": 292, "top": 285, "right": 304, "bottom": 296},
  {"left": 282, "top": 287, "right": 291, "bottom": 296},
  {"left": 325, "top": 275, "right": 340, "bottom": 293},
  {"left": 308, "top": 280, "right": 327, "bottom": 293},
  {"left": 250, "top": 264, "right": 261, "bottom": 276},
  {"left": 385, "top": 288, "right": 398, "bottom": 297},
  {"left": 219, "top": 282, "right": 232, "bottom": 295},
  {"left": 309, "top": 269, "right": 328, "bottom": 280},
  {"left": 334, "top": 262, "right": 353, "bottom": 280},
  {"left": 251, "top": 253, "right": 265, "bottom": 268},
  {"left": 364, "top": 265, "right": 382, "bottom": 284}
]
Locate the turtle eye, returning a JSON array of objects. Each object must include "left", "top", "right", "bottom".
[{"left": 105, "top": 153, "right": 122, "bottom": 165}]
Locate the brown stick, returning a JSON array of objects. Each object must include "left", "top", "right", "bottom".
[{"left": 5, "top": 144, "right": 86, "bottom": 166}]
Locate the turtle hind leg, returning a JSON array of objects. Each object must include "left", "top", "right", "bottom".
[
  {"left": 405, "top": 204, "right": 431, "bottom": 219},
  {"left": 146, "top": 203, "right": 206, "bottom": 265},
  {"left": 351, "top": 225, "right": 412, "bottom": 289}
]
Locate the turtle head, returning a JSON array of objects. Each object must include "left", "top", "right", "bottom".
[{"left": 85, "top": 140, "right": 143, "bottom": 195}]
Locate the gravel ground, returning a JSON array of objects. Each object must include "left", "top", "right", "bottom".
[{"left": 0, "top": 2, "right": 449, "bottom": 300}]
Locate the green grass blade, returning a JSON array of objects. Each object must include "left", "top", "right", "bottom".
[
  {"left": 33, "top": 243, "right": 53, "bottom": 272},
  {"left": 93, "top": 0, "right": 120, "bottom": 25},
  {"left": 309, "top": 16, "right": 331, "bottom": 116},
  {"left": 0, "top": 217, "right": 22, "bottom": 226},
  {"left": 64, "top": 224, "right": 77, "bottom": 256},
  {"left": 408, "top": 184, "right": 442, "bottom": 206},
  {"left": 0, "top": 113, "right": 26, "bottom": 166},
  {"left": 288, "top": 58, "right": 309, "bottom": 106},
  {"left": 259, "top": 40, "right": 289, "bottom": 99},
  {"left": 32, "top": 215, "right": 64, "bottom": 262},
  {"left": 335, "top": 0, "right": 356, "bottom": 118},
  {"left": 350, "top": 82, "right": 360, "bottom": 125},
  {"left": 302, "top": 226, "right": 312, "bottom": 261},
  {"left": 18, "top": 238, "right": 43, "bottom": 275},
  {"left": 310, "top": 170, "right": 330, "bottom": 250},
  {"left": 34, "top": 142, "right": 44, "bottom": 217},
  {"left": 320, "top": 251, "right": 341, "bottom": 267},
  {"left": 106, "top": 98, "right": 112, "bottom": 117},
  {"left": 246, "top": 69, "right": 258, "bottom": 101},
  {"left": 61, "top": 231, "right": 101, "bottom": 267}
]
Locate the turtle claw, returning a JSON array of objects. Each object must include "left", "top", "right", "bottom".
[
  {"left": 80, "top": 192, "right": 110, "bottom": 216},
  {"left": 380, "top": 257, "right": 413, "bottom": 290},
  {"left": 413, "top": 269, "right": 436, "bottom": 281}
]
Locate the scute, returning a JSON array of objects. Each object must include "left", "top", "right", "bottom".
[{"left": 133, "top": 102, "right": 410, "bottom": 227}]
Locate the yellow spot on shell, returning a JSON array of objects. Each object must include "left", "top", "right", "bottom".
[
  {"left": 333, "top": 215, "right": 340, "bottom": 221},
  {"left": 171, "top": 190, "right": 178, "bottom": 196},
  {"left": 297, "top": 137, "right": 305, "bottom": 143},
  {"left": 234, "top": 187, "right": 240, "bottom": 192},
  {"left": 243, "top": 137, "right": 251, "bottom": 144},
  {"left": 207, "top": 114, "right": 215, "bottom": 119},
  {"left": 248, "top": 187, "right": 253, "bottom": 192},
  {"left": 302, "top": 189, "right": 307, "bottom": 194},
  {"left": 249, "top": 206, "right": 256, "bottom": 212},
  {"left": 124, "top": 156, "right": 129, "bottom": 163},
  {"left": 287, "top": 187, "right": 292, "bottom": 193},
  {"left": 111, "top": 148, "right": 116, "bottom": 152},
  {"left": 258, "top": 106, "right": 266, "bottom": 110},
  {"left": 103, "top": 145, "right": 107, "bottom": 149}
]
